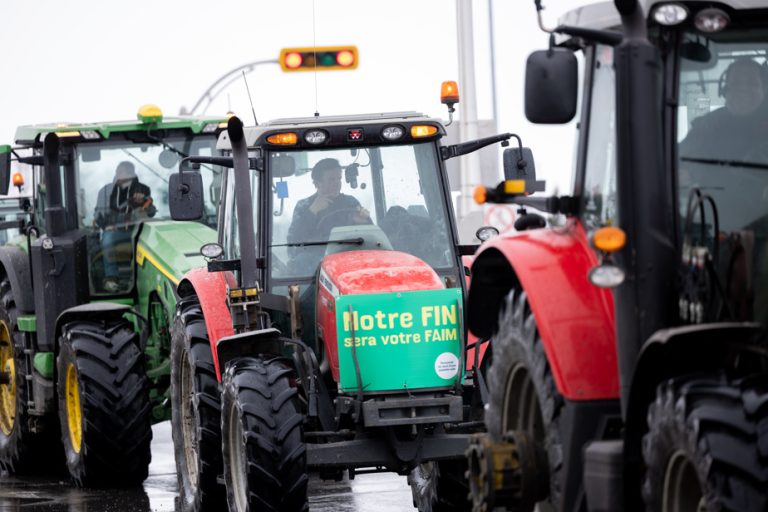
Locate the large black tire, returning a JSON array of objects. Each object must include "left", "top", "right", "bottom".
[
  {"left": 0, "top": 276, "right": 61, "bottom": 475},
  {"left": 408, "top": 459, "right": 471, "bottom": 511},
  {"left": 484, "top": 288, "right": 563, "bottom": 510},
  {"left": 221, "top": 357, "right": 308, "bottom": 512},
  {"left": 170, "top": 295, "right": 225, "bottom": 511},
  {"left": 57, "top": 319, "right": 152, "bottom": 487},
  {"left": 643, "top": 374, "right": 768, "bottom": 512}
]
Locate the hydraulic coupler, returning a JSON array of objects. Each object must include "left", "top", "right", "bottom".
[{"left": 466, "top": 431, "right": 549, "bottom": 512}]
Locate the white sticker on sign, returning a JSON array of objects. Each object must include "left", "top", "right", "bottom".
[{"left": 434, "top": 352, "right": 459, "bottom": 380}]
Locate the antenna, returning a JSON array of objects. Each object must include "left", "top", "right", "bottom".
[
  {"left": 242, "top": 71, "right": 259, "bottom": 126},
  {"left": 312, "top": 0, "right": 320, "bottom": 117}
]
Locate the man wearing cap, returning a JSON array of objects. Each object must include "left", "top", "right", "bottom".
[
  {"left": 287, "top": 157, "right": 370, "bottom": 244},
  {"left": 95, "top": 161, "right": 156, "bottom": 292}
]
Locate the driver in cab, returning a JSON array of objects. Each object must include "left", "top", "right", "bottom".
[
  {"left": 680, "top": 57, "right": 768, "bottom": 161},
  {"left": 287, "top": 158, "right": 370, "bottom": 243}
]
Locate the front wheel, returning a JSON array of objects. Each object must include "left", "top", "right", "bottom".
[
  {"left": 222, "top": 357, "right": 308, "bottom": 512},
  {"left": 170, "top": 295, "right": 224, "bottom": 511},
  {"left": 484, "top": 288, "right": 563, "bottom": 511},
  {"left": 57, "top": 319, "right": 152, "bottom": 487},
  {"left": 0, "top": 276, "right": 60, "bottom": 475},
  {"left": 408, "top": 460, "right": 471, "bottom": 512},
  {"left": 643, "top": 374, "right": 768, "bottom": 512}
]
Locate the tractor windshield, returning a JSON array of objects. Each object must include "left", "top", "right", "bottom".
[
  {"left": 268, "top": 143, "right": 454, "bottom": 279},
  {"left": 73, "top": 134, "right": 221, "bottom": 295},
  {"left": 676, "top": 28, "right": 768, "bottom": 325}
]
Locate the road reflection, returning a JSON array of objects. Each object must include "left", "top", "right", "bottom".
[{"left": 0, "top": 421, "right": 417, "bottom": 511}]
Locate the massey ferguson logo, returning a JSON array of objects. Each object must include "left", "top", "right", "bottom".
[{"left": 347, "top": 128, "right": 364, "bottom": 142}]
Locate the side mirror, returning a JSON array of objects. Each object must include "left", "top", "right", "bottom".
[
  {"left": 503, "top": 147, "right": 545, "bottom": 193},
  {"left": 0, "top": 146, "right": 11, "bottom": 195},
  {"left": 525, "top": 48, "right": 578, "bottom": 124},
  {"left": 169, "top": 171, "right": 204, "bottom": 220},
  {"left": 271, "top": 154, "right": 296, "bottom": 178}
]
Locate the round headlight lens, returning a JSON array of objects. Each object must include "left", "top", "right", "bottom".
[
  {"left": 694, "top": 8, "right": 730, "bottom": 33},
  {"left": 381, "top": 125, "right": 405, "bottom": 141},
  {"left": 652, "top": 3, "right": 689, "bottom": 26},
  {"left": 588, "top": 264, "right": 625, "bottom": 288},
  {"left": 476, "top": 226, "right": 500, "bottom": 242},
  {"left": 200, "top": 242, "right": 224, "bottom": 259},
  {"left": 304, "top": 130, "right": 327, "bottom": 145}
]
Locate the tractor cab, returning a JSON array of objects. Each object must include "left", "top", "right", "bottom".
[
  {"left": 221, "top": 113, "right": 463, "bottom": 297},
  {"left": 5, "top": 105, "right": 227, "bottom": 296}
]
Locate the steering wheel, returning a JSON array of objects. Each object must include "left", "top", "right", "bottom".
[{"left": 316, "top": 207, "right": 369, "bottom": 237}]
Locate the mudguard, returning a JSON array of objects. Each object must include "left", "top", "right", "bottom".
[
  {"left": 621, "top": 322, "right": 765, "bottom": 509},
  {"left": 0, "top": 246, "right": 33, "bottom": 313},
  {"left": 467, "top": 220, "right": 618, "bottom": 401},
  {"left": 55, "top": 303, "right": 133, "bottom": 344},
  {"left": 177, "top": 267, "right": 235, "bottom": 381}
]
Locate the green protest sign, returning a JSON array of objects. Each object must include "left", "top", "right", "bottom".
[{"left": 335, "top": 288, "right": 464, "bottom": 393}]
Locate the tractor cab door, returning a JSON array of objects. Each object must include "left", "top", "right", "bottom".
[{"left": 674, "top": 27, "right": 768, "bottom": 326}]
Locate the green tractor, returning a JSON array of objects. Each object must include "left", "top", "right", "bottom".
[{"left": 0, "top": 105, "right": 228, "bottom": 487}]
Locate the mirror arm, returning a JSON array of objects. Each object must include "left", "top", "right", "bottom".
[
  {"left": 553, "top": 25, "right": 623, "bottom": 47},
  {"left": 535, "top": 1, "right": 622, "bottom": 46},
  {"left": 500, "top": 194, "right": 579, "bottom": 216},
  {"left": 441, "top": 133, "right": 523, "bottom": 161}
]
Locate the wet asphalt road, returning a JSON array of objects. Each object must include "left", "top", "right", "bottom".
[{"left": 0, "top": 421, "right": 417, "bottom": 511}]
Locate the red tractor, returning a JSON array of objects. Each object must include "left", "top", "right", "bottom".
[
  {"left": 466, "top": 1, "right": 768, "bottom": 511},
  {"left": 166, "top": 103, "right": 522, "bottom": 510}
]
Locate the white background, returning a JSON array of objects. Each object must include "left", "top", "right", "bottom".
[{"left": 1, "top": 0, "right": 588, "bottom": 193}]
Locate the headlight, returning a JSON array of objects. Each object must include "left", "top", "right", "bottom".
[
  {"left": 694, "top": 8, "right": 730, "bottom": 33},
  {"left": 381, "top": 125, "right": 404, "bottom": 141},
  {"left": 304, "top": 130, "right": 328, "bottom": 145},
  {"left": 652, "top": 3, "right": 689, "bottom": 26},
  {"left": 588, "top": 264, "right": 625, "bottom": 288},
  {"left": 200, "top": 242, "right": 224, "bottom": 259},
  {"left": 475, "top": 226, "right": 500, "bottom": 242}
]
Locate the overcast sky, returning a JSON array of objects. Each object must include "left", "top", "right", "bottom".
[{"left": 2, "top": 0, "right": 588, "bottom": 194}]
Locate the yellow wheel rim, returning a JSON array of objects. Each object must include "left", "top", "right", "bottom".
[
  {"left": 0, "top": 321, "right": 16, "bottom": 437},
  {"left": 65, "top": 363, "right": 83, "bottom": 453}
]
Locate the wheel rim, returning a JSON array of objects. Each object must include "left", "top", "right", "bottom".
[
  {"left": 179, "top": 348, "right": 199, "bottom": 487},
  {"left": 662, "top": 450, "right": 706, "bottom": 512},
  {"left": 65, "top": 363, "right": 83, "bottom": 453},
  {"left": 228, "top": 400, "right": 248, "bottom": 512},
  {"left": 0, "top": 321, "right": 15, "bottom": 436},
  {"left": 502, "top": 363, "right": 545, "bottom": 440}
]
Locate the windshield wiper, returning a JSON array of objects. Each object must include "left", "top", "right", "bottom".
[
  {"left": 271, "top": 237, "right": 365, "bottom": 248},
  {"left": 681, "top": 156, "right": 768, "bottom": 171}
]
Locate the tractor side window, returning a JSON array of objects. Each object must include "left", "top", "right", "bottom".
[
  {"left": 222, "top": 167, "right": 240, "bottom": 260},
  {"left": 675, "top": 30, "right": 768, "bottom": 324},
  {"left": 582, "top": 44, "right": 618, "bottom": 232}
]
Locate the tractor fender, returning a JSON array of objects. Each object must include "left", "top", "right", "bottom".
[
  {"left": 177, "top": 267, "right": 235, "bottom": 380},
  {"left": 55, "top": 302, "right": 133, "bottom": 347},
  {"left": 467, "top": 220, "right": 618, "bottom": 401},
  {"left": 0, "top": 246, "right": 34, "bottom": 313},
  {"left": 621, "top": 322, "right": 765, "bottom": 509}
]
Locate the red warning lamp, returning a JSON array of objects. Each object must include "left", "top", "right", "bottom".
[{"left": 284, "top": 52, "right": 303, "bottom": 70}]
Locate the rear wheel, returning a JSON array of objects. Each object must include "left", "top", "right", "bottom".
[
  {"left": 222, "top": 356, "right": 308, "bottom": 512},
  {"left": 409, "top": 459, "right": 471, "bottom": 511},
  {"left": 57, "top": 319, "right": 152, "bottom": 487},
  {"left": 643, "top": 374, "right": 768, "bottom": 512},
  {"left": 484, "top": 288, "right": 563, "bottom": 511},
  {"left": 170, "top": 295, "right": 224, "bottom": 511},
  {"left": 0, "top": 276, "right": 60, "bottom": 474}
]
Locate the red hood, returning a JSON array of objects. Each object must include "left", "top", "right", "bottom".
[{"left": 321, "top": 250, "right": 443, "bottom": 295}]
